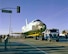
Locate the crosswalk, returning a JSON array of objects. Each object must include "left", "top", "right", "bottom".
[{"left": 0, "top": 42, "right": 47, "bottom": 54}]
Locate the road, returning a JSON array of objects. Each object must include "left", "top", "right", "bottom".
[{"left": 0, "top": 37, "right": 68, "bottom": 54}]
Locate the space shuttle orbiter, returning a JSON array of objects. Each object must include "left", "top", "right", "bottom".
[
  {"left": 12, "top": 19, "right": 46, "bottom": 37},
  {"left": 22, "top": 19, "right": 46, "bottom": 36}
]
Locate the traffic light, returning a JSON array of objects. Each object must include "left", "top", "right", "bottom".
[{"left": 17, "top": 6, "right": 20, "bottom": 13}]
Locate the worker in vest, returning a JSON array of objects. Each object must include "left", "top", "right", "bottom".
[{"left": 4, "top": 34, "right": 9, "bottom": 50}]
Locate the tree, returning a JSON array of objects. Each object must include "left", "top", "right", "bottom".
[{"left": 62, "top": 30, "right": 66, "bottom": 34}]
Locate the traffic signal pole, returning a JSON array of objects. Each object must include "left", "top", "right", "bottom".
[
  {"left": 0, "top": 6, "right": 20, "bottom": 50},
  {"left": 1, "top": 6, "right": 20, "bottom": 35},
  {"left": 9, "top": 14, "right": 11, "bottom": 36}
]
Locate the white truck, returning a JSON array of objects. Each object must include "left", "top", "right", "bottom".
[{"left": 43, "top": 29, "right": 59, "bottom": 42}]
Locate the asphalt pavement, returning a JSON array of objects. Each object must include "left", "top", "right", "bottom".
[
  {"left": 0, "top": 42, "right": 47, "bottom": 54},
  {"left": 0, "top": 37, "right": 68, "bottom": 54}
]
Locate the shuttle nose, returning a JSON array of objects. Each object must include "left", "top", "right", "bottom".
[{"left": 43, "top": 23, "right": 46, "bottom": 29}]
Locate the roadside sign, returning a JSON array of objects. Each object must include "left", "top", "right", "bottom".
[{"left": 2, "top": 9, "right": 12, "bottom": 13}]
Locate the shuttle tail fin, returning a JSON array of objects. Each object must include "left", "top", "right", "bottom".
[{"left": 26, "top": 19, "right": 28, "bottom": 26}]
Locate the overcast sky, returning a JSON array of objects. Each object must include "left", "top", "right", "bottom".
[{"left": 0, "top": 0, "right": 68, "bottom": 34}]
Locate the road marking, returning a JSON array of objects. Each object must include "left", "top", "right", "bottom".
[{"left": 24, "top": 42, "right": 48, "bottom": 54}]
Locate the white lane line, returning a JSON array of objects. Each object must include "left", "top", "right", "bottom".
[{"left": 24, "top": 43, "right": 48, "bottom": 54}]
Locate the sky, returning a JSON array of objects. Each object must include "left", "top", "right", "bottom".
[{"left": 0, "top": 0, "right": 68, "bottom": 34}]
